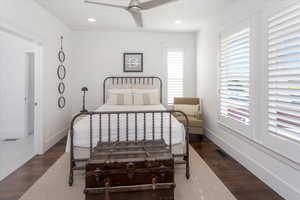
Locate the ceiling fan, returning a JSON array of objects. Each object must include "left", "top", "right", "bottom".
[{"left": 84, "top": 0, "right": 178, "bottom": 27}]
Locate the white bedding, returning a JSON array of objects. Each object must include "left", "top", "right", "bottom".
[{"left": 65, "top": 104, "right": 185, "bottom": 153}]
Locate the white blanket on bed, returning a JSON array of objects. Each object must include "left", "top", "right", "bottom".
[{"left": 65, "top": 104, "right": 185, "bottom": 152}]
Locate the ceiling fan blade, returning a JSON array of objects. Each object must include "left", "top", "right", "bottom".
[
  {"left": 84, "top": 0, "right": 127, "bottom": 9},
  {"left": 138, "top": 0, "right": 178, "bottom": 10},
  {"left": 128, "top": 10, "right": 143, "bottom": 27}
]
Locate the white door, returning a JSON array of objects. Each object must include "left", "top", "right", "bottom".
[{"left": 0, "top": 31, "right": 36, "bottom": 139}]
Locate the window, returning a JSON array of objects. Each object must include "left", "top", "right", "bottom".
[
  {"left": 219, "top": 28, "right": 251, "bottom": 125},
  {"left": 267, "top": 5, "right": 300, "bottom": 141},
  {"left": 167, "top": 49, "right": 184, "bottom": 104}
]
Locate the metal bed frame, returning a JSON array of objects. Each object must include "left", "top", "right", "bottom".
[{"left": 69, "top": 76, "right": 190, "bottom": 186}]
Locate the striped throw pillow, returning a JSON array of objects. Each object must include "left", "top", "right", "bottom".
[
  {"left": 106, "top": 89, "right": 133, "bottom": 105},
  {"left": 132, "top": 89, "right": 160, "bottom": 105}
]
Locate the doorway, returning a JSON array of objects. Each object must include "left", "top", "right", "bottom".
[
  {"left": 0, "top": 27, "right": 43, "bottom": 181},
  {"left": 25, "top": 53, "right": 35, "bottom": 137}
]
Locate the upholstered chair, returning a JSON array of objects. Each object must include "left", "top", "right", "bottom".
[{"left": 173, "top": 97, "right": 204, "bottom": 137}]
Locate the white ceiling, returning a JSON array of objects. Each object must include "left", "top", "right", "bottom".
[{"left": 35, "top": 0, "right": 236, "bottom": 32}]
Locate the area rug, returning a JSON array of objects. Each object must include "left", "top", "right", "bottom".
[{"left": 19, "top": 147, "right": 236, "bottom": 200}]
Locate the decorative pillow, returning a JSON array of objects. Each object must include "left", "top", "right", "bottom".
[
  {"left": 106, "top": 89, "right": 133, "bottom": 105},
  {"left": 132, "top": 89, "right": 160, "bottom": 105},
  {"left": 133, "top": 93, "right": 144, "bottom": 105},
  {"left": 173, "top": 104, "right": 199, "bottom": 116},
  {"left": 108, "top": 89, "right": 132, "bottom": 94}
]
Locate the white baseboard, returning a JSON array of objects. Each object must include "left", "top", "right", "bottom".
[
  {"left": 43, "top": 127, "right": 68, "bottom": 153},
  {"left": 0, "top": 131, "right": 27, "bottom": 140},
  {"left": 205, "top": 128, "right": 300, "bottom": 200}
]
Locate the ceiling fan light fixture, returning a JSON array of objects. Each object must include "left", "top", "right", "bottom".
[
  {"left": 174, "top": 20, "right": 182, "bottom": 24},
  {"left": 88, "top": 18, "right": 96, "bottom": 22},
  {"left": 129, "top": 6, "right": 141, "bottom": 12}
]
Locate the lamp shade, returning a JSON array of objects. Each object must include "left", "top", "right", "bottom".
[{"left": 81, "top": 87, "right": 88, "bottom": 92}]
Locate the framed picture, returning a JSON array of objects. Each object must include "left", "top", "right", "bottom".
[{"left": 123, "top": 53, "right": 143, "bottom": 72}]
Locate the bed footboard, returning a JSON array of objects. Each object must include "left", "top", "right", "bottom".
[{"left": 68, "top": 110, "right": 189, "bottom": 186}]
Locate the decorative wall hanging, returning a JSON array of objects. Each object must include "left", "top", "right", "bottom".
[
  {"left": 58, "top": 49, "right": 66, "bottom": 63},
  {"left": 58, "top": 96, "right": 66, "bottom": 109},
  {"left": 57, "top": 36, "right": 66, "bottom": 109},
  {"left": 123, "top": 53, "right": 143, "bottom": 72},
  {"left": 58, "top": 82, "right": 65, "bottom": 94},
  {"left": 57, "top": 64, "right": 66, "bottom": 80}
]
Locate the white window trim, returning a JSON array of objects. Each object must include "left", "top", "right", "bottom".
[
  {"left": 167, "top": 48, "right": 184, "bottom": 105},
  {"left": 214, "top": 0, "right": 300, "bottom": 168},
  {"left": 260, "top": 0, "right": 300, "bottom": 164},
  {"left": 217, "top": 20, "right": 253, "bottom": 137}
]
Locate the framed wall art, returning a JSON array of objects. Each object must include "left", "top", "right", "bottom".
[{"left": 123, "top": 53, "right": 143, "bottom": 72}]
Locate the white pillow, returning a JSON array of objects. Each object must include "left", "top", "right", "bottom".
[
  {"left": 106, "top": 89, "right": 133, "bottom": 105},
  {"left": 133, "top": 93, "right": 144, "bottom": 105},
  {"left": 173, "top": 104, "right": 199, "bottom": 116},
  {"left": 132, "top": 89, "right": 160, "bottom": 105},
  {"left": 108, "top": 89, "right": 132, "bottom": 94}
]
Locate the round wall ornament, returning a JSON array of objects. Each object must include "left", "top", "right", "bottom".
[
  {"left": 58, "top": 82, "right": 65, "bottom": 94},
  {"left": 58, "top": 50, "right": 65, "bottom": 63},
  {"left": 58, "top": 96, "right": 66, "bottom": 109},
  {"left": 57, "top": 64, "right": 66, "bottom": 80}
]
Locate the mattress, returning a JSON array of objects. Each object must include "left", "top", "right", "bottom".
[{"left": 65, "top": 104, "right": 186, "bottom": 156}]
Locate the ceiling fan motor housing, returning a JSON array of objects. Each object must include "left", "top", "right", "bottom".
[{"left": 129, "top": 0, "right": 142, "bottom": 9}]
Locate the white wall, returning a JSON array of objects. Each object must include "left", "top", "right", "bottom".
[
  {"left": 197, "top": 0, "right": 300, "bottom": 199},
  {"left": 0, "top": 0, "right": 73, "bottom": 153},
  {"left": 72, "top": 31, "right": 196, "bottom": 113}
]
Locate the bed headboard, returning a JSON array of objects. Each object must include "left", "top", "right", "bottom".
[{"left": 103, "top": 76, "right": 163, "bottom": 104}]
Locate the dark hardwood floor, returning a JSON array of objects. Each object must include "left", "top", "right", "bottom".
[
  {"left": 191, "top": 137, "right": 285, "bottom": 200},
  {"left": 0, "top": 136, "right": 284, "bottom": 200},
  {"left": 0, "top": 138, "right": 67, "bottom": 200}
]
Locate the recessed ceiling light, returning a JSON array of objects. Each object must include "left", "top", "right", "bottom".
[
  {"left": 174, "top": 20, "right": 182, "bottom": 24},
  {"left": 88, "top": 18, "right": 96, "bottom": 22}
]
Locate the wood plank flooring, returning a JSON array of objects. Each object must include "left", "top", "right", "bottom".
[
  {"left": 191, "top": 137, "right": 284, "bottom": 200},
  {"left": 0, "top": 138, "right": 67, "bottom": 200},
  {"left": 0, "top": 136, "right": 284, "bottom": 200}
]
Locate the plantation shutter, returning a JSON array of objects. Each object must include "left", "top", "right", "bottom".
[
  {"left": 268, "top": 5, "right": 300, "bottom": 140},
  {"left": 167, "top": 49, "right": 184, "bottom": 104},
  {"left": 220, "top": 28, "right": 250, "bottom": 125}
]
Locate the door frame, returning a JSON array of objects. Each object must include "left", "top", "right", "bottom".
[
  {"left": 33, "top": 46, "right": 44, "bottom": 155},
  {"left": 0, "top": 18, "right": 44, "bottom": 155}
]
